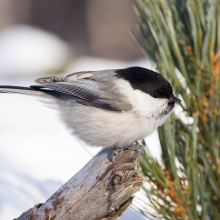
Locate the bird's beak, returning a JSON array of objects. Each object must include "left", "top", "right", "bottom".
[{"left": 168, "top": 96, "right": 181, "bottom": 105}]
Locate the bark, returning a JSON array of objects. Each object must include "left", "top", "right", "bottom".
[{"left": 15, "top": 147, "right": 144, "bottom": 220}]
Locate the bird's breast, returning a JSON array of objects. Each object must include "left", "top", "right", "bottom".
[{"left": 58, "top": 102, "right": 165, "bottom": 148}]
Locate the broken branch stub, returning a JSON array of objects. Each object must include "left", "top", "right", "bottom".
[{"left": 15, "top": 147, "right": 144, "bottom": 220}]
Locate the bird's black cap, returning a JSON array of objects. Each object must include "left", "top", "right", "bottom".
[{"left": 116, "top": 67, "right": 173, "bottom": 99}]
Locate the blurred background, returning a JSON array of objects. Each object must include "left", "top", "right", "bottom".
[
  {"left": 0, "top": 0, "right": 143, "bottom": 77},
  {"left": 0, "top": 1, "right": 156, "bottom": 219}
]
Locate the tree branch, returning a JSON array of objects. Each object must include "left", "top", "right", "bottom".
[{"left": 15, "top": 147, "right": 144, "bottom": 220}]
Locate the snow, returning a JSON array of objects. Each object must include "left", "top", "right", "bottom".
[
  {"left": 0, "top": 25, "right": 70, "bottom": 76},
  {"left": 0, "top": 75, "right": 151, "bottom": 220},
  {"left": 0, "top": 77, "right": 152, "bottom": 220}
]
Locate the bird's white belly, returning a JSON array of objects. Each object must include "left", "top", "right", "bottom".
[{"left": 58, "top": 102, "right": 167, "bottom": 148}]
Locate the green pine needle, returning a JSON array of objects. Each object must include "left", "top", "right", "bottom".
[{"left": 134, "top": 0, "right": 220, "bottom": 219}]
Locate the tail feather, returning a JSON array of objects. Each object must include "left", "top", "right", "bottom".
[{"left": 0, "top": 85, "right": 53, "bottom": 98}]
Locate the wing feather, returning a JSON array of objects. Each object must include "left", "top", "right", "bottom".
[
  {"left": 32, "top": 71, "right": 132, "bottom": 112},
  {"left": 35, "top": 71, "right": 95, "bottom": 84}
]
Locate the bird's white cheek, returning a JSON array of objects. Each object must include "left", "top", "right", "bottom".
[
  {"left": 131, "top": 90, "right": 168, "bottom": 118},
  {"left": 115, "top": 79, "right": 169, "bottom": 118}
]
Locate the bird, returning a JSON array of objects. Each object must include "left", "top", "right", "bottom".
[{"left": 0, "top": 66, "right": 181, "bottom": 149}]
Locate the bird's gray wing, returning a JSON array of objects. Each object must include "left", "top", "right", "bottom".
[
  {"left": 35, "top": 71, "right": 96, "bottom": 84},
  {"left": 32, "top": 71, "right": 132, "bottom": 112}
]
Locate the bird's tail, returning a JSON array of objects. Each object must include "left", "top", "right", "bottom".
[{"left": 0, "top": 85, "right": 54, "bottom": 99}]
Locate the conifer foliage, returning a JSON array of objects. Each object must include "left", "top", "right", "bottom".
[{"left": 134, "top": 0, "right": 220, "bottom": 219}]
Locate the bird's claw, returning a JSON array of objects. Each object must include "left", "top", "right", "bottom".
[{"left": 113, "top": 145, "right": 145, "bottom": 157}]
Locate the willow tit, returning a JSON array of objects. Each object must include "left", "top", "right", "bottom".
[{"left": 0, "top": 67, "right": 181, "bottom": 148}]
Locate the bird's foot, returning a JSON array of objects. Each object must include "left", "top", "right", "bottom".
[
  {"left": 111, "top": 144, "right": 144, "bottom": 163},
  {"left": 123, "top": 144, "right": 145, "bottom": 156}
]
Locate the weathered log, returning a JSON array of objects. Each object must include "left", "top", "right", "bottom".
[{"left": 15, "top": 147, "right": 144, "bottom": 220}]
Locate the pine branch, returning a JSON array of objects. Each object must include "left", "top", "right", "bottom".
[{"left": 134, "top": 0, "right": 220, "bottom": 219}]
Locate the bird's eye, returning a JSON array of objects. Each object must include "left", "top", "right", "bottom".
[{"left": 152, "top": 92, "right": 159, "bottom": 98}]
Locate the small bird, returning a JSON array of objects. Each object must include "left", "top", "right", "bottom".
[{"left": 0, "top": 67, "right": 181, "bottom": 149}]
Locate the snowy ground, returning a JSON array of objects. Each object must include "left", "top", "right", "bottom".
[
  {"left": 0, "top": 66, "right": 154, "bottom": 220},
  {"left": 0, "top": 26, "right": 158, "bottom": 220}
]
